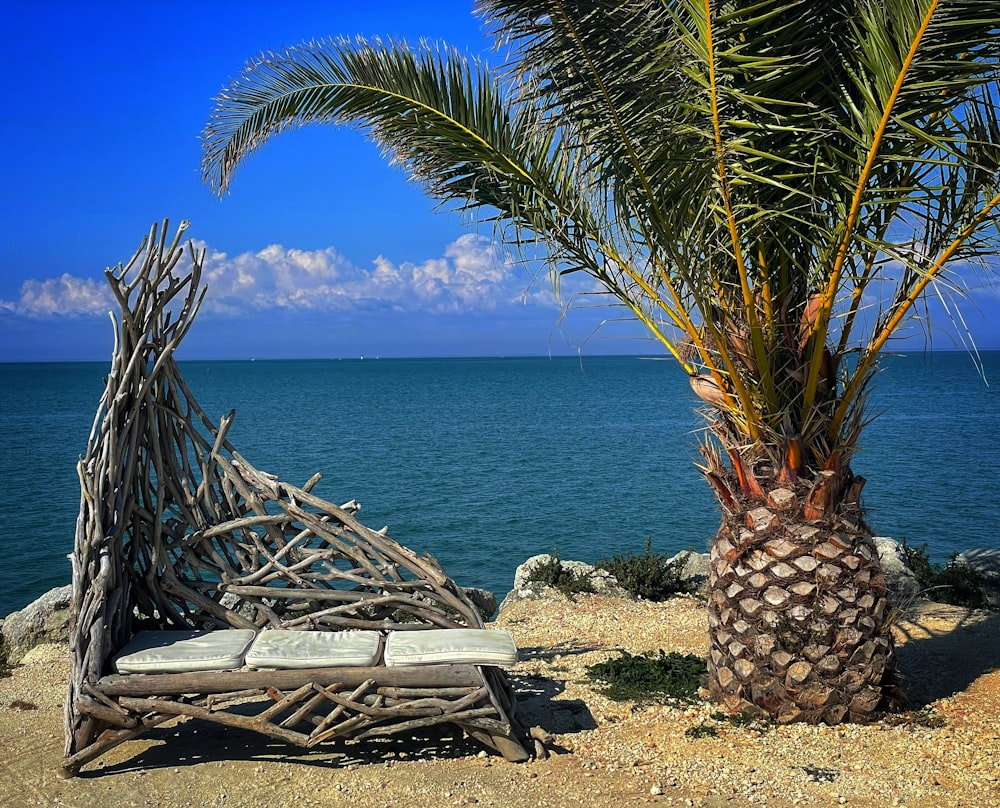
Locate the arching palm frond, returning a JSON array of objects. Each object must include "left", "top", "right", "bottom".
[
  {"left": 204, "top": 40, "right": 530, "bottom": 211},
  {"left": 203, "top": 35, "right": 703, "bottom": 366}
]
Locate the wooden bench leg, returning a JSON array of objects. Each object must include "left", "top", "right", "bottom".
[
  {"left": 461, "top": 720, "right": 531, "bottom": 762},
  {"left": 489, "top": 730, "right": 531, "bottom": 762},
  {"left": 60, "top": 713, "right": 176, "bottom": 777}
]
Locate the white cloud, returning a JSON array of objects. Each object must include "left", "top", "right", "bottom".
[
  {"left": 0, "top": 235, "right": 608, "bottom": 323},
  {"left": 192, "top": 233, "right": 572, "bottom": 315},
  {"left": 0, "top": 273, "right": 114, "bottom": 316}
]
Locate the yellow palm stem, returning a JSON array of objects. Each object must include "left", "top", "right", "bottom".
[
  {"left": 597, "top": 250, "right": 704, "bottom": 375},
  {"left": 619, "top": 296, "right": 692, "bottom": 369},
  {"left": 604, "top": 244, "right": 706, "bottom": 364},
  {"left": 702, "top": 0, "right": 775, "bottom": 414},
  {"left": 624, "top": 248, "right": 761, "bottom": 438},
  {"left": 830, "top": 189, "right": 1000, "bottom": 439},
  {"left": 696, "top": 313, "right": 763, "bottom": 441},
  {"left": 804, "top": 0, "right": 940, "bottom": 416},
  {"left": 758, "top": 241, "right": 773, "bottom": 338}
]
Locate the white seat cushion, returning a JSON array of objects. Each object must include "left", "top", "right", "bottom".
[
  {"left": 245, "top": 629, "right": 381, "bottom": 669},
  {"left": 384, "top": 628, "right": 518, "bottom": 667},
  {"left": 113, "top": 629, "right": 257, "bottom": 674}
]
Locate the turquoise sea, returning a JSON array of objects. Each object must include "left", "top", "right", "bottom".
[{"left": 1, "top": 352, "right": 997, "bottom": 618}]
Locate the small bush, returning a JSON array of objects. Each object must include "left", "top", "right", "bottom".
[
  {"left": 685, "top": 723, "right": 718, "bottom": 738},
  {"left": 900, "top": 540, "right": 989, "bottom": 609},
  {"left": 799, "top": 766, "right": 838, "bottom": 783},
  {"left": 586, "top": 649, "right": 707, "bottom": 703},
  {"left": 9, "top": 699, "right": 37, "bottom": 711},
  {"left": 596, "top": 539, "right": 695, "bottom": 601},
  {"left": 710, "top": 710, "right": 753, "bottom": 727},
  {"left": 914, "top": 706, "right": 947, "bottom": 728},
  {"left": 883, "top": 705, "right": 947, "bottom": 729},
  {"left": 713, "top": 710, "right": 774, "bottom": 732},
  {"left": 525, "top": 550, "right": 597, "bottom": 599}
]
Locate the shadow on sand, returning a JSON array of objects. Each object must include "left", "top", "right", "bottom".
[
  {"left": 88, "top": 718, "right": 485, "bottom": 777},
  {"left": 892, "top": 602, "right": 1000, "bottom": 706}
]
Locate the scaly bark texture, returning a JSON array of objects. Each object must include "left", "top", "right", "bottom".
[{"left": 706, "top": 472, "right": 903, "bottom": 723}]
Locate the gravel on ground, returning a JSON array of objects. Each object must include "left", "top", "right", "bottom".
[{"left": 1, "top": 592, "right": 997, "bottom": 808}]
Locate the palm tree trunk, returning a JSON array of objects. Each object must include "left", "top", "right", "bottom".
[{"left": 706, "top": 471, "right": 903, "bottom": 723}]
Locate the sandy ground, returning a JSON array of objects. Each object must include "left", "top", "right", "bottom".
[{"left": 1, "top": 594, "right": 998, "bottom": 808}]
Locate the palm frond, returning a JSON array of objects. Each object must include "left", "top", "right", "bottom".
[{"left": 203, "top": 0, "right": 1000, "bottom": 466}]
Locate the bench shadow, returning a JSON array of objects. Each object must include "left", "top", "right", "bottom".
[
  {"left": 892, "top": 603, "right": 1000, "bottom": 706},
  {"left": 507, "top": 672, "right": 597, "bottom": 739},
  {"left": 89, "top": 716, "right": 487, "bottom": 776},
  {"left": 509, "top": 641, "right": 601, "bottom": 740},
  {"left": 516, "top": 640, "right": 614, "bottom": 664}
]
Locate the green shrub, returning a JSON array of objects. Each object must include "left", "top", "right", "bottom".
[
  {"left": 596, "top": 539, "right": 695, "bottom": 601},
  {"left": 525, "top": 550, "right": 597, "bottom": 599},
  {"left": 900, "top": 540, "right": 989, "bottom": 609},
  {"left": 685, "top": 723, "right": 718, "bottom": 738},
  {"left": 687, "top": 710, "right": 774, "bottom": 738},
  {"left": 799, "top": 766, "right": 838, "bottom": 783},
  {"left": 883, "top": 704, "right": 948, "bottom": 728},
  {"left": 914, "top": 706, "right": 947, "bottom": 728},
  {"left": 709, "top": 710, "right": 774, "bottom": 732},
  {"left": 585, "top": 649, "right": 707, "bottom": 703}
]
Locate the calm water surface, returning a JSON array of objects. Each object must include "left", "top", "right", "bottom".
[{"left": 1, "top": 352, "right": 996, "bottom": 617}]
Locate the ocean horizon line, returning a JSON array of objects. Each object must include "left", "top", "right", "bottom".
[{"left": 1, "top": 347, "right": 997, "bottom": 366}]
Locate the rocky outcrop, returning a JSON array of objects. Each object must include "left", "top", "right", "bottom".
[
  {"left": 499, "top": 554, "right": 631, "bottom": 613},
  {"left": 462, "top": 587, "right": 498, "bottom": 621},
  {"left": 875, "top": 540, "right": 1000, "bottom": 608},
  {"left": 874, "top": 537, "right": 921, "bottom": 603},
  {"left": 499, "top": 539, "right": 999, "bottom": 617},
  {"left": 955, "top": 547, "right": 1000, "bottom": 574},
  {"left": 511, "top": 554, "right": 628, "bottom": 594},
  {"left": 499, "top": 550, "right": 713, "bottom": 613},
  {"left": 670, "top": 550, "right": 710, "bottom": 595},
  {"left": 0, "top": 584, "right": 72, "bottom": 666}
]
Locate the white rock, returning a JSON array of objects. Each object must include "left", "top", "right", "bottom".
[{"left": 0, "top": 584, "right": 72, "bottom": 665}]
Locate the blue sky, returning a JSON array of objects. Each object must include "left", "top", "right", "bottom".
[{"left": 1, "top": 1, "right": 998, "bottom": 362}]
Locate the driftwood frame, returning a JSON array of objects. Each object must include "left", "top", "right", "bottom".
[{"left": 61, "top": 220, "right": 530, "bottom": 776}]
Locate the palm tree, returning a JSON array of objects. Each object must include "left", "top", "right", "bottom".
[{"left": 202, "top": 0, "right": 1000, "bottom": 723}]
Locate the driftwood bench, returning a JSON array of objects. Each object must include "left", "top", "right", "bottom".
[
  {"left": 66, "top": 622, "right": 526, "bottom": 774},
  {"left": 61, "top": 222, "right": 531, "bottom": 776}
]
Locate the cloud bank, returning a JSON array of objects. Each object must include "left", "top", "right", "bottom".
[
  {"left": 0, "top": 235, "right": 562, "bottom": 319},
  {"left": 0, "top": 273, "right": 115, "bottom": 316}
]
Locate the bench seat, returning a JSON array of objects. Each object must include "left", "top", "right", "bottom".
[
  {"left": 385, "top": 628, "right": 518, "bottom": 667},
  {"left": 246, "top": 629, "right": 382, "bottom": 669},
  {"left": 112, "top": 627, "right": 518, "bottom": 676},
  {"left": 113, "top": 629, "right": 257, "bottom": 674}
]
